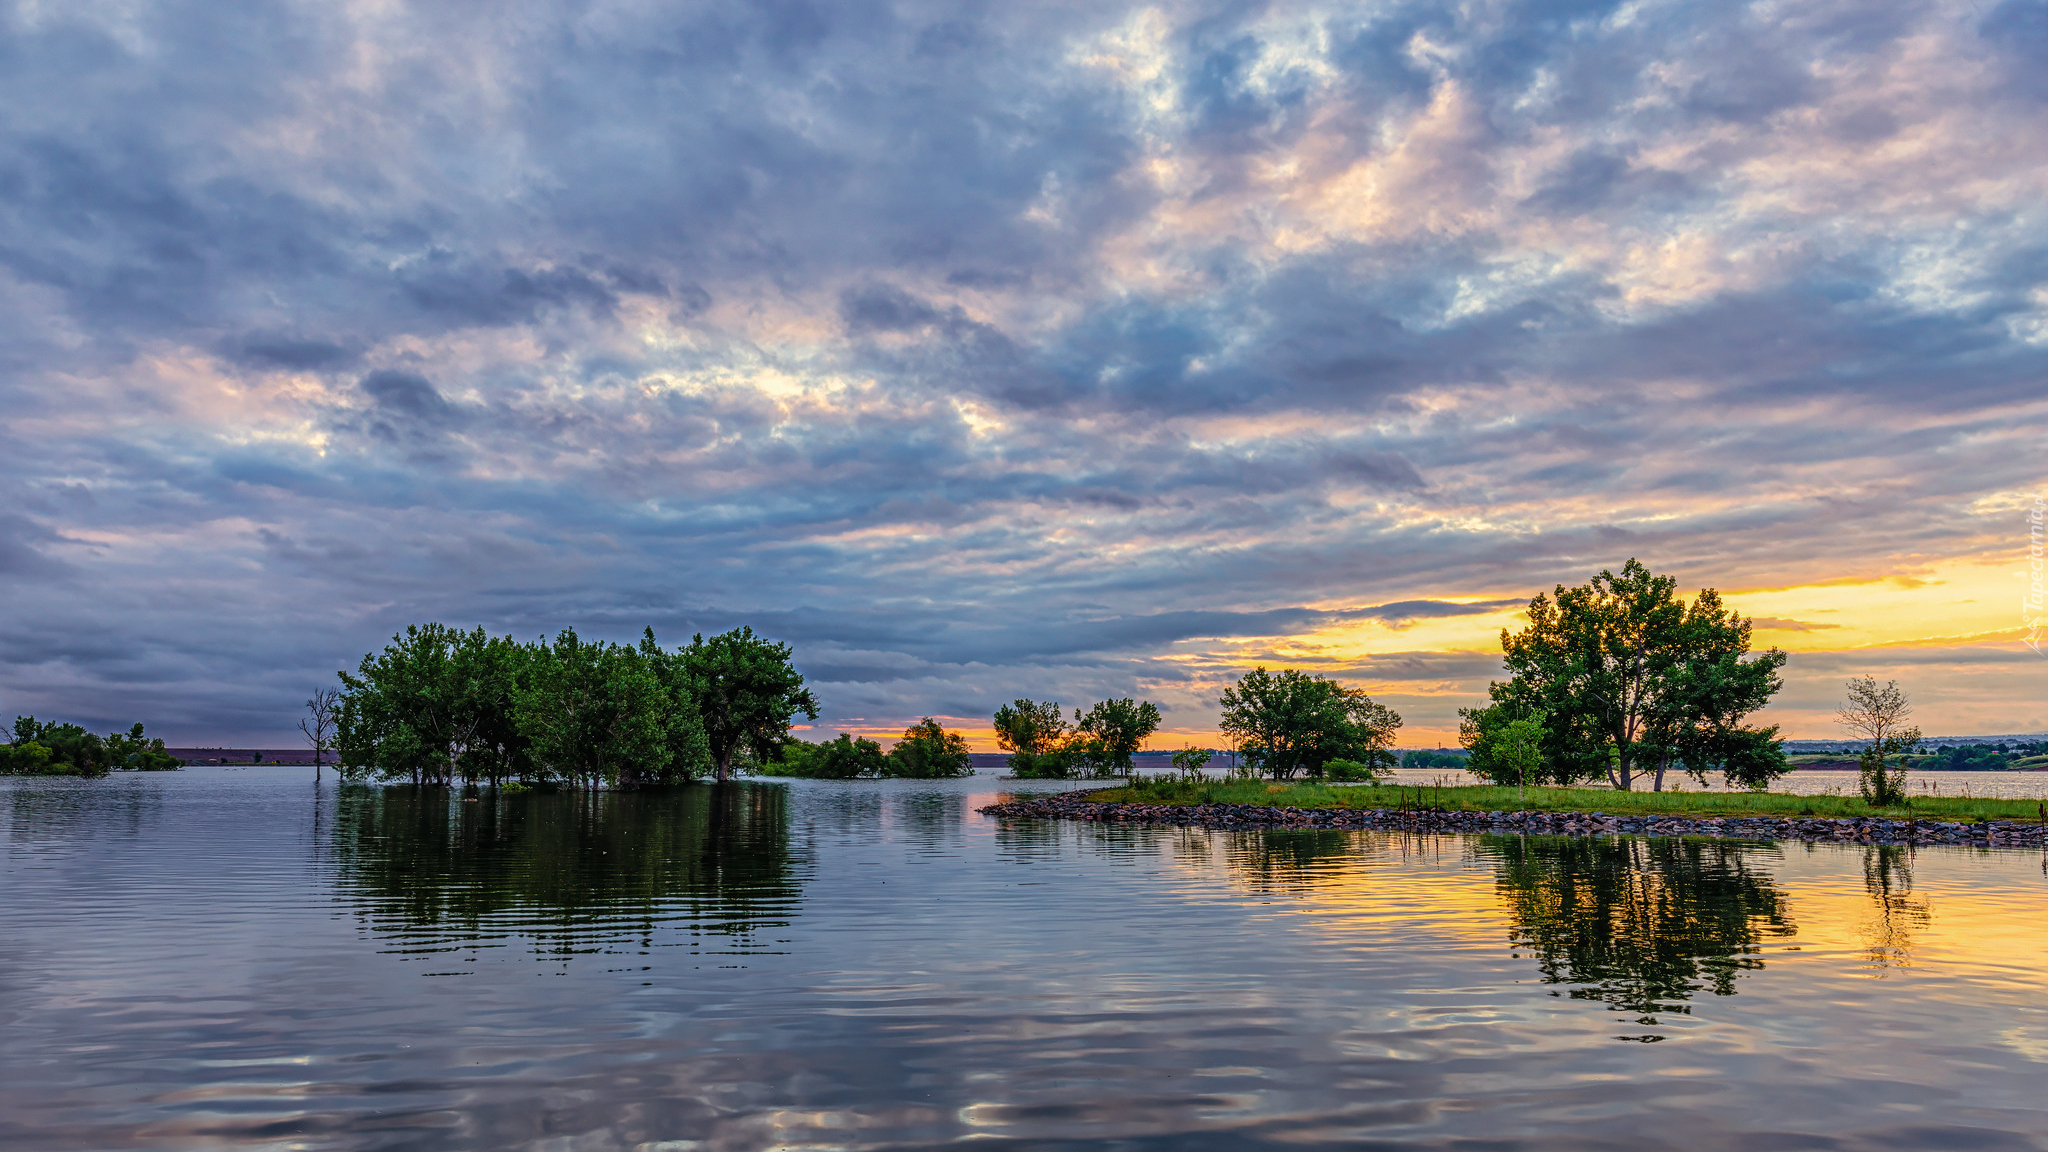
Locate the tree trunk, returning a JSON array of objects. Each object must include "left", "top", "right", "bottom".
[
  {"left": 716, "top": 748, "right": 731, "bottom": 783},
  {"left": 1653, "top": 751, "right": 1669, "bottom": 792}
]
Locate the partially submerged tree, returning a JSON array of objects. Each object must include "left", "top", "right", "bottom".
[
  {"left": 336, "top": 623, "right": 711, "bottom": 788},
  {"left": 763, "top": 732, "right": 889, "bottom": 778},
  {"left": 517, "top": 629, "right": 673, "bottom": 788},
  {"left": 885, "top": 717, "right": 973, "bottom": 778},
  {"left": 336, "top": 624, "right": 481, "bottom": 786},
  {"left": 681, "top": 627, "right": 819, "bottom": 783},
  {"left": 1487, "top": 559, "right": 1788, "bottom": 791},
  {"left": 1838, "top": 676, "right": 1920, "bottom": 806},
  {"left": 2, "top": 717, "right": 179, "bottom": 776},
  {"left": 1217, "top": 668, "right": 1402, "bottom": 780},
  {"left": 300, "top": 688, "right": 339, "bottom": 783}
]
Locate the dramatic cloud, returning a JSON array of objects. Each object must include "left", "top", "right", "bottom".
[{"left": 2, "top": 0, "right": 2044, "bottom": 742}]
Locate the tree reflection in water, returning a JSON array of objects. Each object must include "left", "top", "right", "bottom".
[
  {"left": 1219, "top": 829, "right": 1368, "bottom": 893},
  {"left": 1480, "top": 836, "right": 1795, "bottom": 1027},
  {"left": 1859, "top": 844, "right": 1929, "bottom": 974},
  {"left": 331, "top": 783, "right": 804, "bottom": 965}
]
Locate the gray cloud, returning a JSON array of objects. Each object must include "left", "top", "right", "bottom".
[{"left": 1, "top": 0, "right": 2044, "bottom": 741}]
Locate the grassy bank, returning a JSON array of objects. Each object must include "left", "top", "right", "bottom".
[{"left": 1085, "top": 779, "right": 2048, "bottom": 824}]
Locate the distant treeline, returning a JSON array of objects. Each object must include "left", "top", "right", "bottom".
[
  {"left": 1913, "top": 742, "right": 2048, "bottom": 771},
  {"left": 0, "top": 718, "right": 181, "bottom": 776}
]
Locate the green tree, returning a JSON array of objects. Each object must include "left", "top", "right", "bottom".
[
  {"left": 104, "top": 722, "right": 180, "bottom": 771},
  {"left": 457, "top": 632, "right": 540, "bottom": 786},
  {"left": 635, "top": 629, "right": 714, "bottom": 784},
  {"left": 681, "top": 627, "right": 820, "bottom": 783},
  {"left": 1489, "top": 560, "right": 1787, "bottom": 791},
  {"left": 1, "top": 717, "right": 178, "bottom": 776},
  {"left": 1838, "top": 676, "right": 1920, "bottom": 806},
  {"left": 517, "top": 629, "right": 671, "bottom": 788},
  {"left": 1218, "top": 668, "right": 1403, "bottom": 780},
  {"left": 992, "top": 698, "right": 1074, "bottom": 777},
  {"left": 336, "top": 623, "right": 482, "bottom": 786},
  {"left": 1072, "top": 697, "right": 1163, "bottom": 777},
  {"left": 1171, "top": 745, "right": 1213, "bottom": 780},
  {"left": 884, "top": 717, "right": 973, "bottom": 778},
  {"left": 1461, "top": 708, "right": 1549, "bottom": 798}
]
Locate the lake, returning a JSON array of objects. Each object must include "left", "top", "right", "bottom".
[{"left": 4, "top": 768, "right": 2046, "bottom": 1151}]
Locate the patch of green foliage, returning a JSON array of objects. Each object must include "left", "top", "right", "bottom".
[
  {"left": 883, "top": 717, "right": 974, "bottom": 778},
  {"left": 1, "top": 717, "right": 180, "bottom": 776},
  {"left": 761, "top": 733, "right": 890, "bottom": 778},
  {"left": 336, "top": 623, "right": 817, "bottom": 789},
  {"left": 1089, "top": 778, "right": 2048, "bottom": 823}
]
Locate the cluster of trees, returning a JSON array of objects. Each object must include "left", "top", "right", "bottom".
[
  {"left": 1460, "top": 560, "right": 1789, "bottom": 792},
  {"left": 0, "top": 717, "right": 181, "bottom": 776},
  {"left": 335, "top": 623, "right": 816, "bottom": 788},
  {"left": 760, "top": 719, "right": 973, "bottom": 779},
  {"left": 992, "top": 697, "right": 1164, "bottom": 778},
  {"left": 1400, "top": 749, "right": 1468, "bottom": 769}
]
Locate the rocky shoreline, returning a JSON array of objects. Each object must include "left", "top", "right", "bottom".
[{"left": 977, "top": 791, "right": 2048, "bottom": 848}]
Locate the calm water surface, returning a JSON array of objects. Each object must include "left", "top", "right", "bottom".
[{"left": 3, "top": 768, "right": 2046, "bottom": 1151}]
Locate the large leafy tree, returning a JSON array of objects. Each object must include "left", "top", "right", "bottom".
[
  {"left": 636, "top": 629, "right": 714, "bottom": 783},
  {"left": 681, "top": 627, "right": 819, "bottom": 783},
  {"left": 1071, "top": 697, "right": 1162, "bottom": 777},
  {"left": 1489, "top": 559, "right": 1788, "bottom": 791},
  {"left": 992, "top": 698, "right": 1073, "bottom": 777},
  {"left": 457, "top": 631, "right": 539, "bottom": 786},
  {"left": 517, "top": 629, "right": 671, "bottom": 788},
  {"left": 1218, "top": 668, "right": 1403, "bottom": 780},
  {"left": 337, "top": 623, "right": 482, "bottom": 786}
]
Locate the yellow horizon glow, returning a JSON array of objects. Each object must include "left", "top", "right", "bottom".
[{"left": 809, "top": 553, "right": 2043, "bottom": 751}]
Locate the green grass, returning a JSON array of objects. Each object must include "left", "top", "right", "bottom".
[{"left": 1085, "top": 778, "right": 2048, "bottom": 823}]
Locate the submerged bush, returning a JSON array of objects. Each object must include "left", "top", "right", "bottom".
[{"left": 1, "top": 717, "right": 180, "bottom": 776}]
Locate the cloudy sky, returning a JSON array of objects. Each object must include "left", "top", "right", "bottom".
[{"left": 3, "top": 0, "right": 2045, "bottom": 747}]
